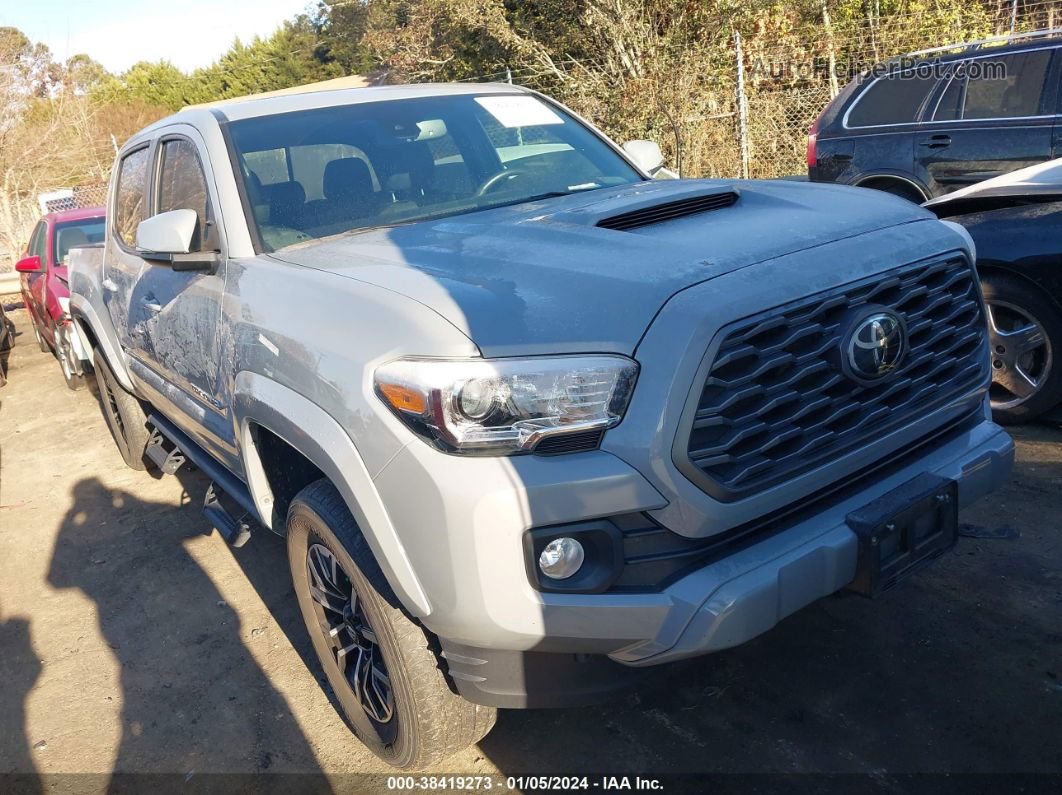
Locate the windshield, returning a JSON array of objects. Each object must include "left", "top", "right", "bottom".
[
  {"left": 226, "top": 93, "right": 644, "bottom": 251},
  {"left": 53, "top": 218, "right": 105, "bottom": 264}
]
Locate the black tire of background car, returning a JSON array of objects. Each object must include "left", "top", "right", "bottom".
[
  {"left": 91, "top": 348, "right": 153, "bottom": 470},
  {"left": 32, "top": 320, "right": 50, "bottom": 353},
  {"left": 56, "top": 327, "right": 84, "bottom": 391},
  {"left": 981, "top": 273, "right": 1062, "bottom": 424},
  {"left": 287, "top": 479, "right": 497, "bottom": 769}
]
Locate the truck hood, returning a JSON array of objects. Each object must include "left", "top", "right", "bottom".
[{"left": 273, "top": 179, "right": 933, "bottom": 357}]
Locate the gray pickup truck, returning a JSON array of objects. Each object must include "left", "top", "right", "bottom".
[{"left": 68, "top": 83, "right": 1013, "bottom": 768}]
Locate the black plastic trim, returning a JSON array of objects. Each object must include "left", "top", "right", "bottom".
[{"left": 438, "top": 640, "right": 647, "bottom": 708}]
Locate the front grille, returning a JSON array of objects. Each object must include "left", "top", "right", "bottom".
[{"left": 680, "top": 256, "right": 988, "bottom": 502}]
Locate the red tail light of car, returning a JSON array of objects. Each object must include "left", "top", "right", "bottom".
[{"left": 806, "top": 112, "right": 822, "bottom": 169}]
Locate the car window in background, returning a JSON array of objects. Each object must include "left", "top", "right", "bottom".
[
  {"left": 114, "top": 147, "right": 149, "bottom": 247},
  {"left": 962, "top": 50, "right": 1052, "bottom": 119},
  {"left": 53, "top": 219, "right": 105, "bottom": 264},
  {"left": 847, "top": 72, "right": 938, "bottom": 126},
  {"left": 227, "top": 93, "right": 644, "bottom": 251},
  {"left": 933, "top": 72, "right": 966, "bottom": 120}
]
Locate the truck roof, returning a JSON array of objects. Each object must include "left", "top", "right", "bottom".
[{"left": 174, "top": 82, "right": 530, "bottom": 124}]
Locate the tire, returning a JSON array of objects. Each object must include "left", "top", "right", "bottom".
[
  {"left": 287, "top": 479, "right": 496, "bottom": 769},
  {"left": 92, "top": 347, "right": 152, "bottom": 470},
  {"left": 56, "top": 326, "right": 84, "bottom": 391},
  {"left": 981, "top": 273, "right": 1062, "bottom": 424},
  {"left": 31, "top": 320, "right": 50, "bottom": 353}
]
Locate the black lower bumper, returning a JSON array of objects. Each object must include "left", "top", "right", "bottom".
[{"left": 439, "top": 640, "right": 648, "bottom": 708}]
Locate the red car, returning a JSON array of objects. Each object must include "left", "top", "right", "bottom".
[{"left": 16, "top": 206, "right": 105, "bottom": 389}]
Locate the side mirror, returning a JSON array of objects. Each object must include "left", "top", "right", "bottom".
[
  {"left": 15, "top": 255, "right": 42, "bottom": 273},
  {"left": 622, "top": 140, "right": 665, "bottom": 176},
  {"left": 136, "top": 209, "right": 218, "bottom": 272}
]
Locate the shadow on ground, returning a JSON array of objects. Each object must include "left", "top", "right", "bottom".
[{"left": 41, "top": 474, "right": 324, "bottom": 780}]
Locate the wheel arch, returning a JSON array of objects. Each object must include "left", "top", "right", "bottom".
[
  {"left": 233, "top": 370, "right": 431, "bottom": 618},
  {"left": 976, "top": 263, "right": 1062, "bottom": 317},
  {"left": 851, "top": 172, "right": 930, "bottom": 202},
  {"left": 69, "top": 296, "right": 135, "bottom": 392}
]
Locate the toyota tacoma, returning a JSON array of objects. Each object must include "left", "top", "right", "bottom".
[{"left": 68, "top": 83, "right": 1013, "bottom": 768}]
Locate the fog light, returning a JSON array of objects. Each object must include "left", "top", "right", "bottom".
[{"left": 538, "top": 537, "right": 585, "bottom": 580}]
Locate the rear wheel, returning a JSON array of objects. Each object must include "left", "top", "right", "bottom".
[
  {"left": 981, "top": 273, "right": 1062, "bottom": 424},
  {"left": 92, "top": 348, "right": 152, "bottom": 469},
  {"left": 287, "top": 479, "right": 496, "bottom": 769}
]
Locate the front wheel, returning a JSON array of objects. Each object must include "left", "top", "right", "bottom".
[
  {"left": 287, "top": 479, "right": 496, "bottom": 769},
  {"left": 31, "top": 320, "right": 50, "bottom": 353},
  {"left": 981, "top": 273, "right": 1062, "bottom": 424}
]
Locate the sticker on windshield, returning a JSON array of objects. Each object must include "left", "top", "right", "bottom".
[{"left": 475, "top": 96, "right": 564, "bottom": 128}]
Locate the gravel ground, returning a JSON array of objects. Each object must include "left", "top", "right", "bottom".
[{"left": 1, "top": 306, "right": 1059, "bottom": 788}]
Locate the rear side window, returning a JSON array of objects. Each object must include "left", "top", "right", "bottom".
[
  {"left": 847, "top": 72, "right": 937, "bottom": 127},
  {"left": 114, "top": 147, "right": 149, "bottom": 247},
  {"left": 961, "top": 50, "right": 1052, "bottom": 119}
]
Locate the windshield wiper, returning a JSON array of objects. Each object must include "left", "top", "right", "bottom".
[{"left": 479, "top": 189, "right": 596, "bottom": 212}]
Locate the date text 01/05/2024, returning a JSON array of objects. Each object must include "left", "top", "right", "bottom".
[{"left": 385, "top": 776, "right": 665, "bottom": 790}]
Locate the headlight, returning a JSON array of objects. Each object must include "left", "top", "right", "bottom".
[{"left": 374, "top": 355, "right": 638, "bottom": 455}]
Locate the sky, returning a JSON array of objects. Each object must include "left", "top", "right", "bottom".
[{"left": 5, "top": 0, "right": 313, "bottom": 73}]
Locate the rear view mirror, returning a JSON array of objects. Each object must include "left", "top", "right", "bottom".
[
  {"left": 15, "top": 255, "right": 42, "bottom": 273},
  {"left": 136, "top": 209, "right": 218, "bottom": 272},
  {"left": 622, "top": 140, "right": 665, "bottom": 175}
]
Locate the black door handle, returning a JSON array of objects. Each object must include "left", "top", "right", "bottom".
[{"left": 919, "top": 135, "right": 952, "bottom": 149}]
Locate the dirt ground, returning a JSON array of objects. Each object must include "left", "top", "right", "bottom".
[{"left": 1, "top": 304, "right": 1060, "bottom": 788}]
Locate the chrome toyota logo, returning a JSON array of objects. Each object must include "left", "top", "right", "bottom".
[{"left": 845, "top": 310, "right": 906, "bottom": 381}]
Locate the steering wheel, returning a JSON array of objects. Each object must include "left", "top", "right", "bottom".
[{"left": 475, "top": 168, "right": 530, "bottom": 197}]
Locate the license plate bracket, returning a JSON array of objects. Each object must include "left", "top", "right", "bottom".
[{"left": 844, "top": 473, "right": 958, "bottom": 598}]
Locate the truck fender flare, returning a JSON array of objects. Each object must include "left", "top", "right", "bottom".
[
  {"left": 232, "top": 371, "right": 431, "bottom": 618},
  {"left": 69, "top": 295, "right": 136, "bottom": 393}
]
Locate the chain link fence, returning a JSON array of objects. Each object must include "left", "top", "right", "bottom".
[
  {"left": 39, "top": 184, "right": 109, "bottom": 214},
  {"left": 493, "top": 0, "right": 1061, "bottom": 180}
]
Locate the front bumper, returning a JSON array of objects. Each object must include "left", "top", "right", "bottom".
[{"left": 372, "top": 410, "right": 1012, "bottom": 705}]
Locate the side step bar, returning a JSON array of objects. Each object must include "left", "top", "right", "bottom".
[
  {"left": 203, "top": 483, "right": 253, "bottom": 548},
  {"left": 147, "top": 413, "right": 258, "bottom": 548}
]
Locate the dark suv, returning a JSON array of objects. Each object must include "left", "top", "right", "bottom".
[{"left": 808, "top": 31, "right": 1062, "bottom": 201}]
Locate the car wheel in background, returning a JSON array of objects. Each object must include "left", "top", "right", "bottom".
[
  {"left": 287, "top": 479, "right": 496, "bottom": 769},
  {"left": 981, "top": 273, "right": 1062, "bottom": 424},
  {"left": 55, "top": 326, "right": 84, "bottom": 391},
  {"left": 91, "top": 348, "right": 152, "bottom": 469},
  {"left": 31, "top": 320, "right": 50, "bottom": 353}
]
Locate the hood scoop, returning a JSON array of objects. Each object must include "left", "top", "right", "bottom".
[{"left": 596, "top": 190, "right": 738, "bottom": 231}]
